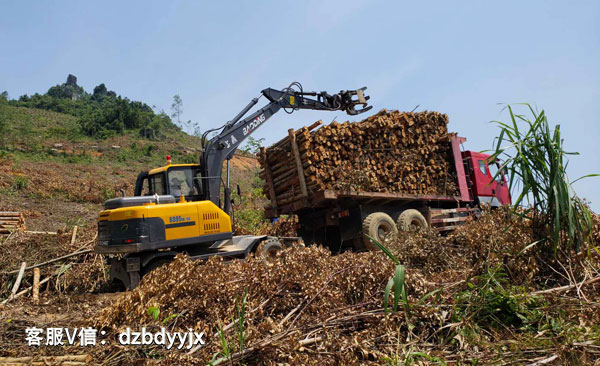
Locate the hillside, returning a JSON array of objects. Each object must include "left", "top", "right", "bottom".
[{"left": 0, "top": 104, "right": 261, "bottom": 232}]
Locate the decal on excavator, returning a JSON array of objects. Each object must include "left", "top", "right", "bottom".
[
  {"left": 223, "top": 135, "right": 238, "bottom": 149},
  {"left": 169, "top": 215, "right": 191, "bottom": 223},
  {"left": 243, "top": 113, "right": 266, "bottom": 136}
]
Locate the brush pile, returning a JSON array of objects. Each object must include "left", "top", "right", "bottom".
[
  {"left": 235, "top": 215, "right": 298, "bottom": 237},
  {"left": 98, "top": 247, "right": 442, "bottom": 365},
  {"left": 0, "top": 227, "right": 106, "bottom": 297},
  {"left": 259, "top": 110, "right": 460, "bottom": 209},
  {"left": 96, "top": 209, "right": 600, "bottom": 365}
]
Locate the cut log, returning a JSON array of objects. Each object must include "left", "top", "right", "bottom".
[
  {"left": 25, "top": 230, "right": 58, "bottom": 235},
  {"left": 261, "top": 110, "right": 460, "bottom": 212},
  {"left": 32, "top": 268, "right": 40, "bottom": 305},
  {"left": 0, "top": 354, "right": 91, "bottom": 364},
  {"left": 288, "top": 129, "right": 308, "bottom": 198},
  {"left": 70, "top": 225, "right": 78, "bottom": 245},
  {"left": 0, "top": 211, "right": 26, "bottom": 234}
]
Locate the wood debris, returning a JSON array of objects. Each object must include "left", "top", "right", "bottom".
[
  {"left": 0, "top": 354, "right": 91, "bottom": 365},
  {"left": 0, "top": 211, "right": 26, "bottom": 234}
]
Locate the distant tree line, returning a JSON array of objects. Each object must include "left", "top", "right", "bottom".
[{"left": 6, "top": 76, "right": 178, "bottom": 139}]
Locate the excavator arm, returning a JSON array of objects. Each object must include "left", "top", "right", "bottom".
[{"left": 201, "top": 83, "right": 371, "bottom": 213}]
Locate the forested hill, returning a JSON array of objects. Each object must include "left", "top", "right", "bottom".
[{"left": 1, "top": 74, "right": 176, "bottom": 140}]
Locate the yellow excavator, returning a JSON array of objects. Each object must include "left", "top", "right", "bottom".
[{"left": 94, "top": 83, "right": 371, "bottom": 289}]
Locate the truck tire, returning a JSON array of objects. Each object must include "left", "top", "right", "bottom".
[
  {"left": 257, "top": 238, "right": 284, "bottom": 262},
  {"left": 397, "top": 209, "right": 428, "bottom": 232},
  {"left": 362, "top": 212, "right": 398, "bottom": 250}
]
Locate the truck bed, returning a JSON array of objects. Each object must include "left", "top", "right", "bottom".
[
  {"left": 262, "top": 132, "right": 472, "bottom": 219},
  {"left": 265, "top": 189, "right": 463, "bottom": 218}
]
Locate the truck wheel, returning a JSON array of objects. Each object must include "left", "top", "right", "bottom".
[
  {"left": 397, "top": 209, "right": 428, "bottom": 232},
  {"left": 362, "top": 212, "right": 398, "bottom": 250},
  {"left": 257, "top": 239, "right": 284, "bottom": 261}
]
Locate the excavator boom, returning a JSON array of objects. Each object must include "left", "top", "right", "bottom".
[{"left": 201, "top": 82, "right": 372, "bottom": 212}]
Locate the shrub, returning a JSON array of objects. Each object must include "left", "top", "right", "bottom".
[
  {"left": 12, "top": 176, "right": 29, "bottom": 191},
  {"left": 490, "top": 104, "right": 597, "bottom": 254}
]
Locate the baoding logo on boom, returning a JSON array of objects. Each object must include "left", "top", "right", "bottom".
[{"left": 243, "top": 113, "right": 266, "bottom": 135}]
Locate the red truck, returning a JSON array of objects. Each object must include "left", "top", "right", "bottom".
[{"left": 264, "top": 135, "right": 511, "bottom": 251}]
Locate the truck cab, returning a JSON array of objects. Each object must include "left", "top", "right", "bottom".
[{"left": 463, "top": 150, "right": 511, "bottom": 206}]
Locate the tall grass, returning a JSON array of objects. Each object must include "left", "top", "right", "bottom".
[{"left": 489, "top": 104, "right": 597, "bottom": 254}]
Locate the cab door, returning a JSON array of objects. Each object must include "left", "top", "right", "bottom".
[
  {"left": 487, "top": 160, "right": 511, "bottom": 205},
  {"left": 467, "top": 151, "right": 510, "bottom": 206}
]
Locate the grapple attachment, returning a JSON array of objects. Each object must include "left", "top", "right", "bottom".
[{"left": 338, "top": 87, "right": 372, "bottom": 115}]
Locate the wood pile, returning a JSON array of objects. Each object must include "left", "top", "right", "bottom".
[
  {"left": 259, "top": 110, "right": 459, "bottom": 210},
  {"left": 0, "top": 211, "right": 26, "bottom": 234}
]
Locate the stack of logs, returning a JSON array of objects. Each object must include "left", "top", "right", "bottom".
[
  {"left": 259, "top": 110, "right": 460, "bottom": 211},
  {"left": 0, "top": 211, "right": 26, "bottom": 234}
]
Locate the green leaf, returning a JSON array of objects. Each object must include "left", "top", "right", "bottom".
[
  {"left": 516, "top": 239, "right": 545, "bottom": 256},
  {"left": 161, "top": 313, "right": 179, "bottom": 324},
  {"left": 365, "top": 234, "right": 400, "bottom": 264},
  {"left": 384, "top": 278, "right": 394, "bottom": 313},
  {"left": 418, "top": 288, "right": 443, "bottom": 305},
  {"left": 393, "top": 265, "right": 404, "bottom": 312},
  {"left": 147, "top": 306, "right": 160, "bottom": 320}
]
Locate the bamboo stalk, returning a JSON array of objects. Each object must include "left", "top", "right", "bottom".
[
  {"left": 3, "top": 249, "right": 93, "bottom": 275},
  {"left": 32, "top": 268, "right": 40, "bottom": 305},
  {"left": 11, "top": 262, "right": 27, "bottom": 296},
  {"left": 70, "top": 225, "right": 78, "bottom": 245}
]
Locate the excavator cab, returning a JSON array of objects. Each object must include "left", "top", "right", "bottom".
[{"left": 134, "top": 161, "right": 205, "bottom": 202}]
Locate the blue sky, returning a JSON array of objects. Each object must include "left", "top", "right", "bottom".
[{"left": 1, "top": 1, "right": 599, "bottom": 209}]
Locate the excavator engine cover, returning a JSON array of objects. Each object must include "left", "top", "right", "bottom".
[{"left": 96, "top": 200, "right": 233, "bottom": 254}]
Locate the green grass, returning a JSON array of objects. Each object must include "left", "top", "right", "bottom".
[
  {"left": 0, "top": 104, "right": 206, "bottom": 168},
  {"left": 209, "top": 290, "right": 249, "bottom": 366},
  {"left": 0, "top": 104, "right": 82, "bottom": 144}
]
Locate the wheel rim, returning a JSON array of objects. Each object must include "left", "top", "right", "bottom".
[
  {"left": 264, "top": 245, "right": 281, "bottom": 261},
  {"left": 409, "top": 218, "right": 423, "bottom": 231},
  {"left": 377, "top": 223, "right": 392, "bottom": 241},
  {"left": 266, "top": 248, "right": 279, "bottom": 258}
]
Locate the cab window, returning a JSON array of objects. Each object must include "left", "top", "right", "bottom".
[
  {"left": 142, "top": 177, "right": 152, "bottom": 195},
  {"left": 488, "top": 163, "right": 504, "bottom": 184},
  {"left": 141, "top": 173, "right": 165, "bottom": 195},
  {"left": 193, "top": 170, "right": 203, "bottom": 197},
  {"left": 153, "top": 174, "right": 165, "bottom": 195},
  {"left": 168, "top": 169, "right": 198, "bottom": 197},
  {"left": 478, "top": 160, "right": 488, "bottom": 175}
]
